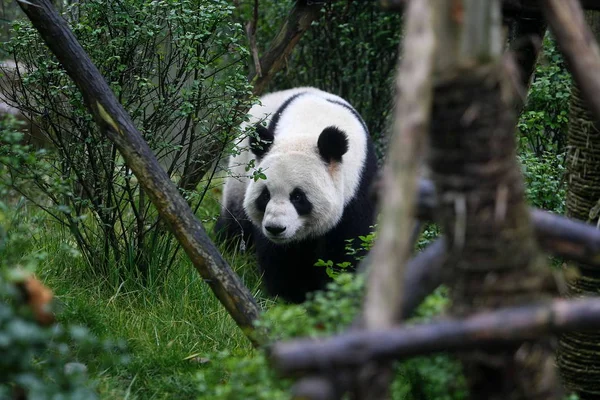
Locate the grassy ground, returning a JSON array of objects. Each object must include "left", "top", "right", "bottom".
[
  {"left": 8, "top": 195, "right": 462, "bottom": 399},
  {"left": 25, "top": 203, "right": 266, "bottom": 399}
]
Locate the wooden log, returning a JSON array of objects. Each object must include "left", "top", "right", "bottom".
[
  {"left": 16, "top": 0, "right": 264, "bottom": 345},
  {"left": 270, "top": 298, "right": 600, "bottom": 376},
  {"left": 400, "top": 238, "right": 448, "bottom": 319},
  {"left": 542, "top": 0, "right": 600, "bottom": 122},
  {"left": 355, "top": 1, "right": 436, "bottom": 395}
]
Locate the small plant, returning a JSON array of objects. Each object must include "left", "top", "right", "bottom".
[
  {"left": 345, "top": 229, "right": 377, "bottom": 261},
  {"left": 314, "top": 227, "right": 377, "bottom": 278}
]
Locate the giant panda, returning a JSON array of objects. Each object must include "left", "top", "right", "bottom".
[{"left": 216, "top": 87, "right": 378, "bottom": 303}]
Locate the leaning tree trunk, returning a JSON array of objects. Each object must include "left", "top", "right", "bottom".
[
  {"left": 556, "top": 11, "right": 600, "bottom": 399},
  {"left": 429, "top": 1, "right": 560, "bottom": 398}
]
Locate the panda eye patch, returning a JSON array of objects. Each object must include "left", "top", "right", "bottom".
[
  {"left": 255, "top": 187, "right": 270, "bottom": 213},
  {"left": 290, "top": 188, "right": 312, "bottom": 216}
]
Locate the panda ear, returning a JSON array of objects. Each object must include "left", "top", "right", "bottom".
[
  {"left": 249, "top": 124, "right": 274, "bottom": 158},
  {"left": 318, "top": 126, "right": 348, "bottom": 163}
]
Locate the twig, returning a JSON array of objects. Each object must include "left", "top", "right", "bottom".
[{"left": 270, "top": 298, "right": 600, "bottom": 376}]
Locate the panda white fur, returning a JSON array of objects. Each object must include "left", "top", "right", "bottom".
[{"left": 216, "top": 87, "right": 377, "bottom": 303}]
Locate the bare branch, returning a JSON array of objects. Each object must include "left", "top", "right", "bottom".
[
  {"left": 248, "top": 1, "right": 324, "bottom": 96},
  {"left": 246, "top": 0, "right": 261, "bottom": 78}
]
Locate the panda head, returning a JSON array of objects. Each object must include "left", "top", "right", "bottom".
[{"left": 243, "top": 125, "right": 349, "bottom": 244}]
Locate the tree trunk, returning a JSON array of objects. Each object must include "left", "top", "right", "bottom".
[
  {"left": 429, "top": 1, "right": 561, "bottom": 398},
  {"left": 556, "top": 11, "right": 600, "bottom": 399}
]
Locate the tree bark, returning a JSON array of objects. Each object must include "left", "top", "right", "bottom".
[
  {"left": 16, "top": 0, "right": 264, "bottom": 346},
  {"left": 427, "top": 1, "right": 561, "bottom": 398},
  {"left": 556, "top": 11, "right": 600, "bottom": 399}
]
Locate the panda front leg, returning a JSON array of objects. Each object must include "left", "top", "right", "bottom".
[{"left": 255, "top": 237, "right": 331, "bottom": 304}]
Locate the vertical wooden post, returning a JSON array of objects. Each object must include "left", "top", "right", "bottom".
[{"left": 428, "top": 0, "right": 561, "bottom": 398}]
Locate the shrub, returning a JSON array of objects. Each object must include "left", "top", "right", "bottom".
[
  {"left": 1, "top": 0, "right": 255, "bottom": 283},
  {"left": 197, "top": 228, "right": 465, "bottom": 400},
  {"left": 518, "top": 35, "right": 571, "bottom": 156},
  {"left": 519, "top": 150, "right": 566, "bottom": 213}
]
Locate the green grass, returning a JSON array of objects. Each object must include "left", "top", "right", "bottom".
[
  {"left": 6, "top": 198, "right": 463, "bottom": 400},
  {"left": 25, "top": 205, "right": 266, "bottom": 399}
]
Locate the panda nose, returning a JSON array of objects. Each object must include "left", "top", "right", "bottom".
[{"left": 265, "top": 225, "right": 286, "bottom": 235}]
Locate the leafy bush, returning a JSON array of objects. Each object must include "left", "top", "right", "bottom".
[
  {"left": 518, "top": 35, "right": 571, "bottom": 156},
  {"left": 197, "top": 272, "right": 465, "bottom": 400},
  {"left": 519, "top": 150, "right": 566, "bottom": 213},
  {"left": 1, "top": 0, "right": 255, "bottom": 283}
]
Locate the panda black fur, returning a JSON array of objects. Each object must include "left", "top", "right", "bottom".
[{"left": 216, "top": 87, "right": 377, "bottom": 303}]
